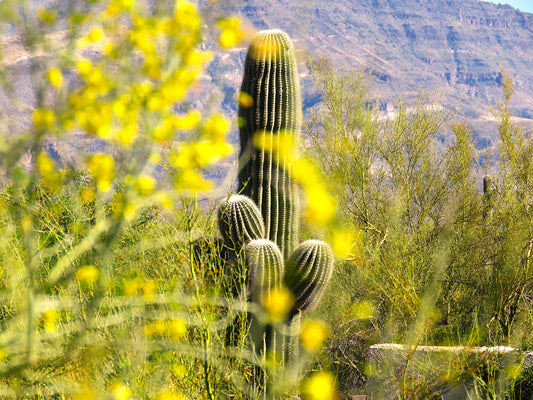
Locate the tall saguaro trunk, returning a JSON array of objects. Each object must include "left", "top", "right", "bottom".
[{"left": 238, "top": 29, "right": 302, "bottom": 261}]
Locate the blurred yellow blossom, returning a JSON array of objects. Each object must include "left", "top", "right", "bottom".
[
  {"left": 300, "top": 320, "right": 329, "bottom": 352},
  {"left": 304, "top": 186, "right": 336, "bottom": 226},
  {"left": 155, "top": 389, "right": 187, "bottom": 400},
  {"left": 80, "top": 188, "right": 95, "bottom": 203},
  {"left": 47, "top": 67, "right": 63, "bottom": 88},
  {"left": 124, "top": 278, "right": 140, "bottom": 297},
  {"left": 166, "top": 319, "right": 187, "bottom": 340},
  {"left": 78, "top": 27, "right": 105, "bottom": 48},
  {"left": 145, "top": 319, "right": 187, "bottom": 341},
  {"left": 201, "top": 114, "right": 230, "bottom": 142},
  {"left": 155, "top": 192, "right": 173, "bottom": 210},
  {"left": 175, "top": 111, "right": 201, "bottom": 130},
  {"left": 73, "top": 386, "right": 96, "bottom": 400},
  {"left": 75, "top": 265, "right": 100, "bottom": 285},
  {"left": 142, "top": 280, "right": 156, "bottom": 300},
  {"left": 42, "top": 309, "right": 59, "bottom": 332},
  {"left": 329, "top": 228, "right": 358, "bottom": 259},
  {"left": 238, "top": 91, "right": 253, "bottom": 108},
  {"left": 173, "top": 0, "right": 200, "bottom": 32},
  {"left": 216, "top": 17, "right": 244, "bottom": 48},
  {"left": 134, "top": 174, "right": 156, "bottom": 196},
  {"left": 87, "top": 153, "right": 115, "bottom": 192},
  {"left": 262, "top": 287, "right": 294, "bottom": 323},
  {"left": 253, "top": 130, "right": 297, "bottom": 161},
  {"left": 37, "top": 152, "right": 61, "bottom": 192},
  {"left": 110, "top": 382, "right": 131, "bottom": 400},
  {"left": 33, "top": 108, "right": 56, "bottom": 130},
  {"left": 301, "top": 372, "right": 338, "bottom": 400}
]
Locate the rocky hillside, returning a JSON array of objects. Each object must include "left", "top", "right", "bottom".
[
  {"left": 1, "top": 0, "right": 532, "bottom": 174},
  {"left": 206, "top": 0, "right": 533, "bottom": 150}
]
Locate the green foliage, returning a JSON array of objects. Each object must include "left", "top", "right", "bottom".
[{"left": 307, "top": 56, "right": 533, "bottom": 398}]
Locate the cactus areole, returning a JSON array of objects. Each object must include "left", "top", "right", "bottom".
[{"left": 238, "top": 29, "right": 302, "bottom": 261}]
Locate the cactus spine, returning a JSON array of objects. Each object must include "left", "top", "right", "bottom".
[{"left": 238, "top": 29, "right": 302, "bottom": 261}]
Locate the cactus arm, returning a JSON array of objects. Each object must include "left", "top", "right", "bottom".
[
  {"left": 284, "top": 240, "right": 335, "bottom": 314},
  {"left": 218, "top": 194, "right": 266, "bottom": 252}
]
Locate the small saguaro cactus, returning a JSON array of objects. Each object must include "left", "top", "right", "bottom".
[{"left": 238, "top": 29, "right": 302, "bottom": 261}]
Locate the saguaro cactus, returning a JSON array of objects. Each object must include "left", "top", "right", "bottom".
[
  {"left": 238, "top": 29, "right": 302, "bottom": 261},
  {"left": 217, "top": 31, "right": 336, "bottom": 395}
]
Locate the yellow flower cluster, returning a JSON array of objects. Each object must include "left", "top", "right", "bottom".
[
  {"left": 75, "top": 265, "right": 100, "bottom": 285},
  {"left": 124, "top": 278, "right": 156, "bottom": 300},
  {"left": 300, "top": 320, "right": 329, "bottom": 352},
  {"left": 144, "top": 319, "right": 187, "bottom": 341},
  {"left": 42, "top": 309, "right": 59, "bottom": 333},
  {"left": 37, "top": 152, "right": 62, "bottom": 192},
  {"left": 87, "top": 153, "right": 115, "bottom": 192},
  {"left": 170, "top": 113, "right": 233, "bottom": 193},
  {"left": 301, "top": 372, "right": 338, "bottom": 400},
  {"left": 216, "top": 17, "right": 244, "bottom": 49},
  {"left": 261, "top": 287, "right": 294, "bottom": 323}
]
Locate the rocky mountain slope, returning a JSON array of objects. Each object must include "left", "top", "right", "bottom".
[
  {"left": 207, "top": 0, "right": 533, "bottom": 151},
  {"left": 1, "top": 0, "right": 532, "bottom": 174}
]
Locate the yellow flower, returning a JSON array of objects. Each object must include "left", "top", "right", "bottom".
[
  {"left": 175, "top": 111, "right": 201, "bottom": 130},
  {"left": 145, "top": 320, "right": 187, "bottom": 341},
  {"left": 300, "top": 320, "right": 329, "bottom": 352},
  {"left": 173, "top": 0, "right": 200, "bottom": 32},
  {"left": 110, "top": 382, "right": 131, "bottom": 400},
  {"left": 135, "top": 174, "right": 156, "bottom": 196},
  {"left": 330, "top": 228, "right": 359, "bottom": 259},
  {"left": 124, "top": 278, "right": 140, "bottom": 297},
  {"left": 115, "top": 122, "right": 137, "bottom": 147},
  {"left": 42, "top": 309, "right": 59, "bottom": 332},
  {"left": 73, "top": 386, "right": 96, "bottom": 400},
  {"left": 87, "top": 153, "right": 115, "bottom": 192},
  {"left": 301, "top": 372, "right": 338, "bottom": 400},
  {"left": 87, "top": 27, "right": 104, "bottom": 43},
  {"left": 253, "top": 130, "right": 297, "bottom": 160},
  {"left": 80, "top": 188, "right": 95, "bottom": 203},
  {"left": 33, "top": 108, "right": 56, "bottom": 130},
  {"left": 216, "top": 17, "right": 244, "bottom": 48},
  {"left": 155, "top": 389, "right": 187, "bottom": 400},
  {"left": 238, "top": 92, "right": 253, "bottom": 108},
  {"left": 166, "top": 319, "right": 187, "bottom": 341},
  {"left": 37, "top": 152, "right": 61, "bottom": 192},
  {"left": 47, "top": 67, "right": 63, "bottom": 88},
  {"left": 304, "top": 186, "right": 336, "bottom": 226},
  {"left": 75, "top": 265, "right": 100, "bottom": 285},
  {"left": 174, "top": 170, "right": 212, "bottom": 193},
  {"left": 201, "top": 114, "right": 230, "bottom": 142},
  {"left": 262, "top": 287, "right": 294, "bottom": 323},
  {"left": 153, "top": 192, "right": 172, "bottom": 210},
  {"left": 142, "top": 280, "right": 156, "bottom": 301}
]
